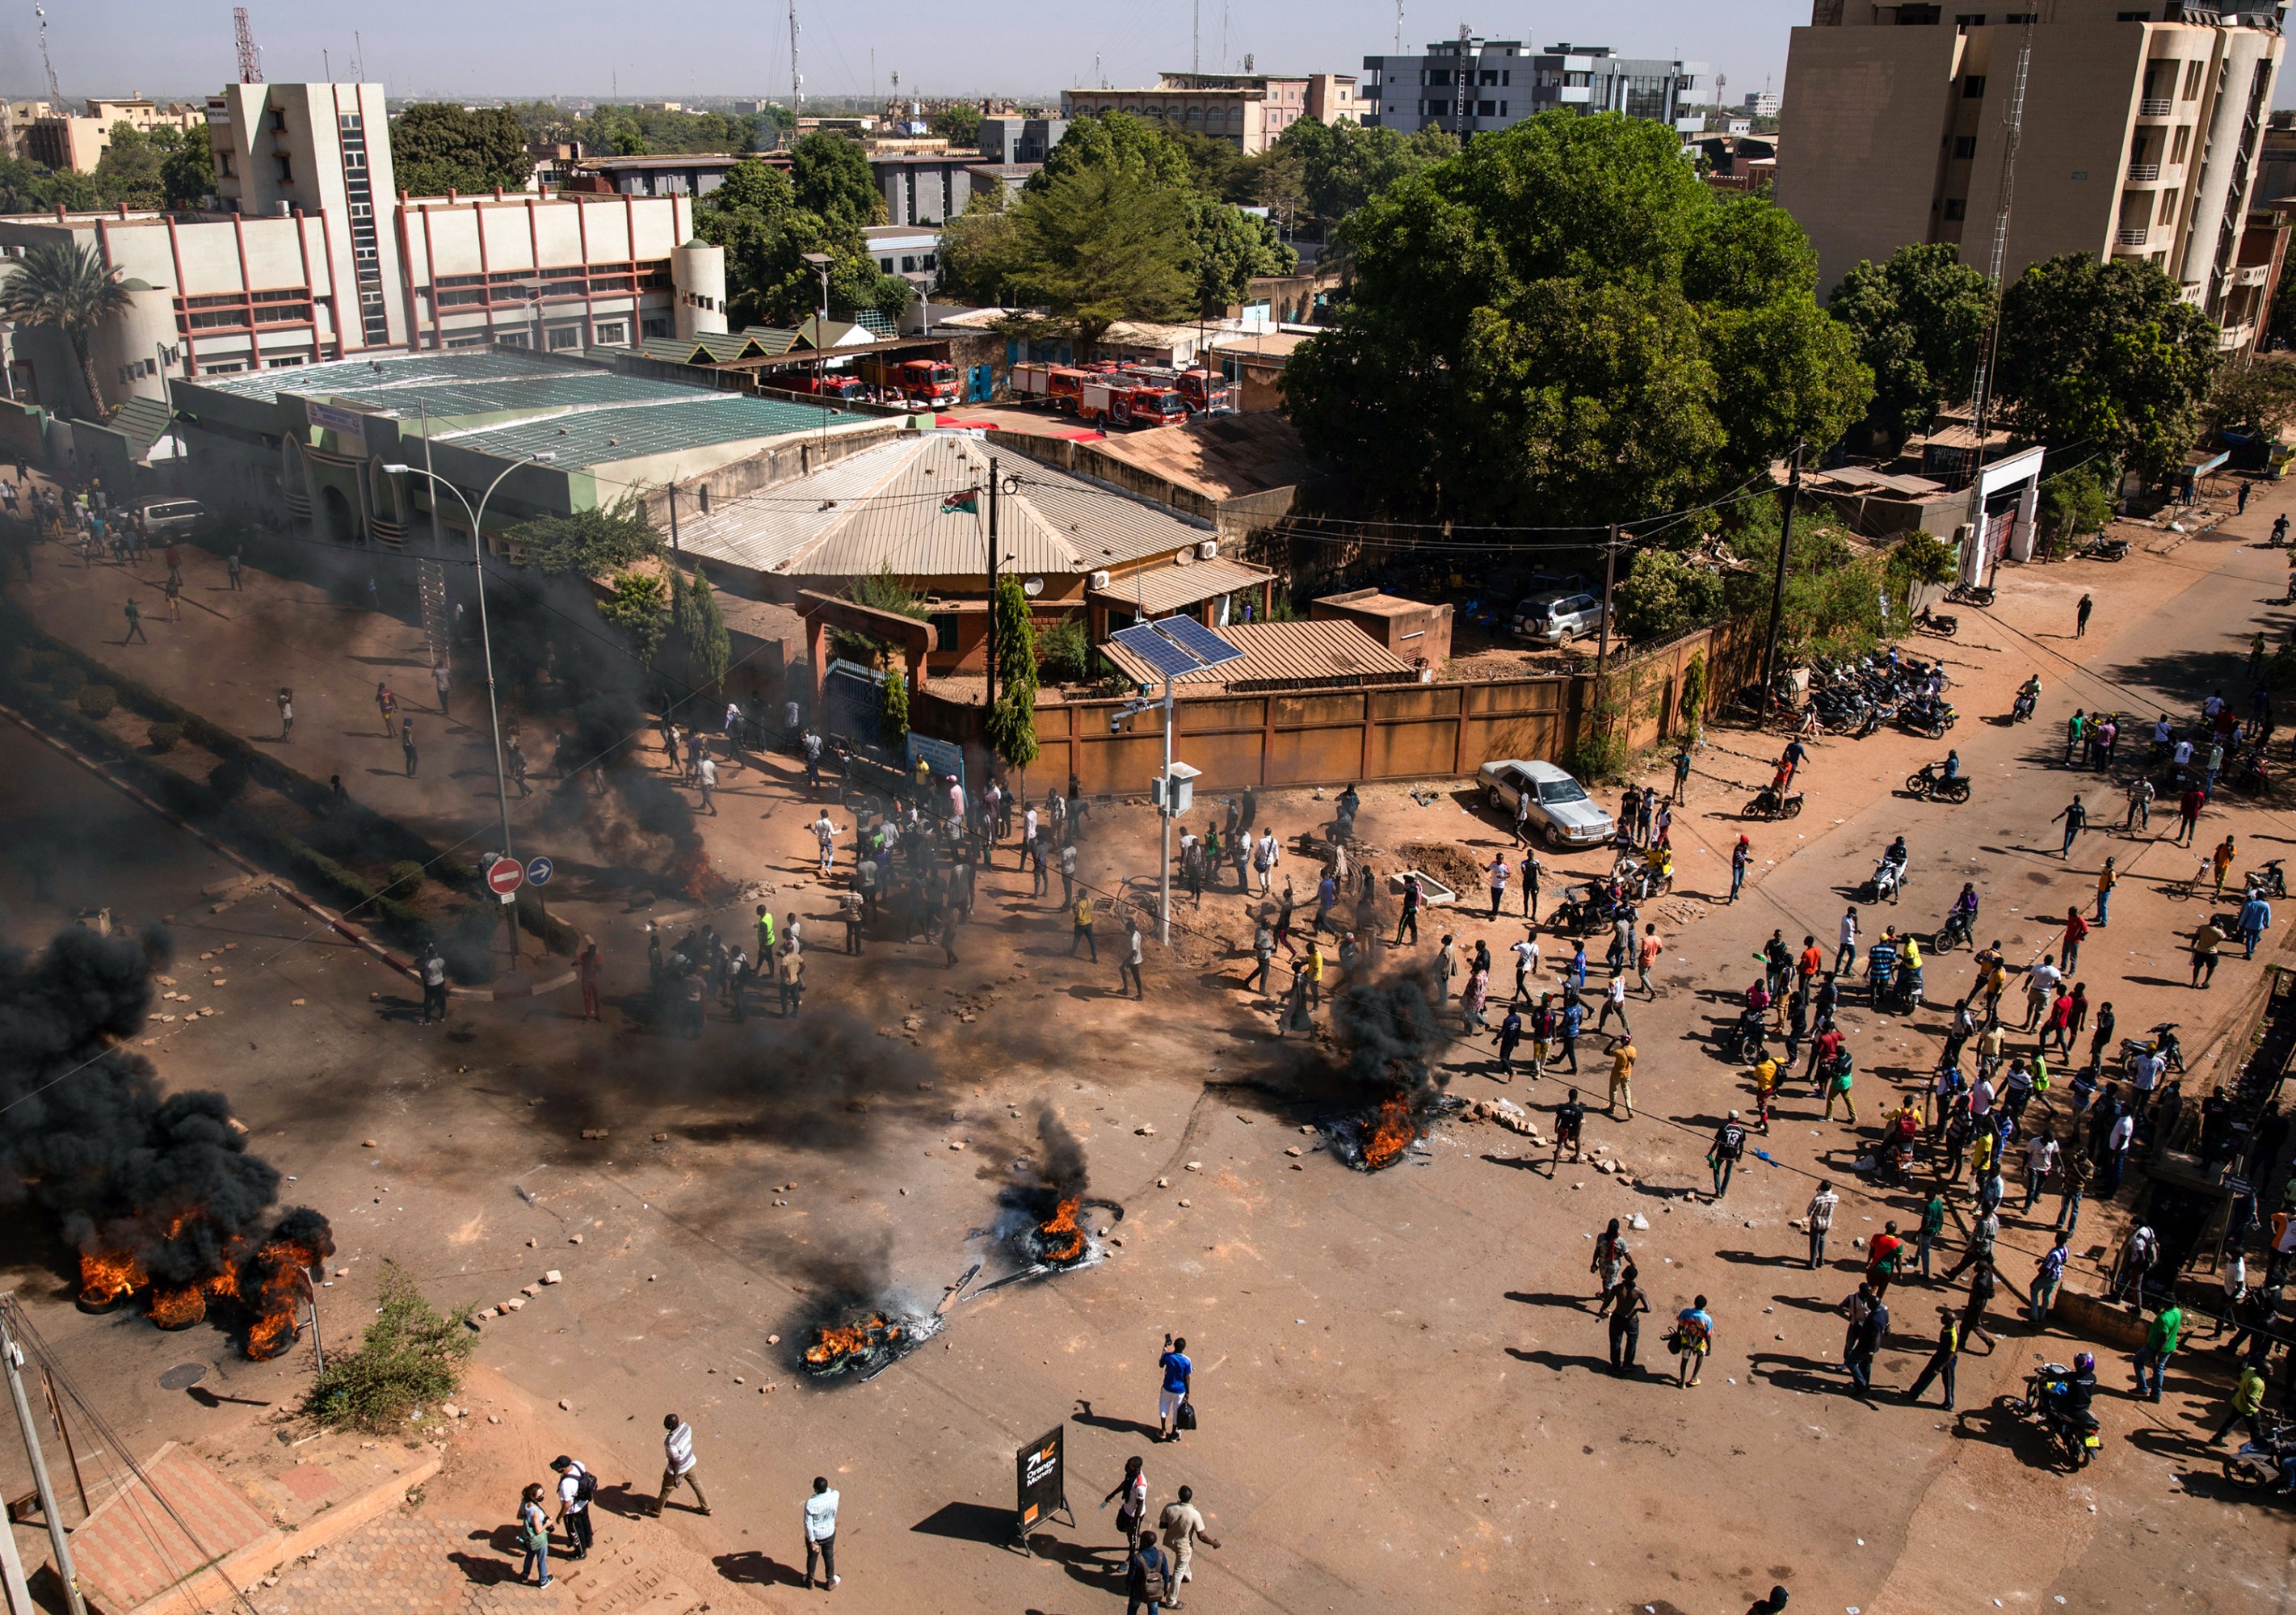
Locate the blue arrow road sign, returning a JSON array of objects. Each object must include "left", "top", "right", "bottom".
[{"left": 525, "top": 856, "right": 554, "bottom": 886}]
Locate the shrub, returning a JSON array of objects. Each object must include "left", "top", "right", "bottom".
[
  {"left": 77, "top": 683, "right": 116, "bottom": 719},
  {"left": 1040, "top": 617, "right": 1092, "bottom": 682},
  {"left": 385, "top": 860, "right": 427, "bottom": 901},
  {"left": 302, "top": 1267, "right": 474, "bottom": 1433},
  {"left": 49, "top": 662, "right": 85, "bottom": 700},
  {"left": 147, "top": 721, "right": 182, "bottom": 752}
]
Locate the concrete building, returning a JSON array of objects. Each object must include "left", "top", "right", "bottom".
[
  {"left": 864, "top": 224, "right": 940, "bottom": 290},
  {"left": 1060, "top": 71, "right": 1359, "bottom": 154},
  {"left": 1777, "top": 2, "right": 2285, "bottom": 351},
  {"left": 0, "top": 81, "right": 705, "bottom": 417},
  {"left": 570, "top": 147, "right": 985, "bottom": 226},
  {"left": 1744, "top": 90, "right": 1782, "bottom": 120},
  {"left": 20, "top": 97, "right": 205, "bottom": 171},
  {"left": 978, "top": 116, "right": 1069, "bottom": 163},
  {"left": 1361, "top": 37, "right": 1705, "bottom": 138}
]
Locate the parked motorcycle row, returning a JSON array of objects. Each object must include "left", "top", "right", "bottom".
[{"left": 1785, "top": 653, "right": 1961, "bottom": 744}]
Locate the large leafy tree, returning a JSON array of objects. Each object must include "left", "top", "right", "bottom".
[
  {"left": 935, "top": 191, "right": 1024, "bottom": 305},
  {"left": 0, "top": 155, "right": 97, "bottom": 215},
  {"left": 1283, "top": 111, "right": 1869, "bottom": 527},
  {"left": 390, "top": 104, "right": 535, "bottom": 198},
  {"left": 694, "top": 158, "right": 909, "bottom": 327},
  {"left": 158, "top": 128, "right": 215, "bottom": 208},
  {"left": 1827, "top": 243, "right": 1993, "bottom": 447},
  {"left": 1008, "top": 165, "right": 1190, "bottom": 354},
  {"left": 1995, "top": 253, "right": 2219, "bottom": 483},
  {"left": 1031, "top": 111, "right": 1194, "bottom": 193},
  {"left": 92, "top": 122, "right": 169, "bottom": 210},
  {"left": 1278, "top": 117, "right": 1457, "bottom": 225},
  {"left": 1183, "top": 194, "right": 1296, "bottom": 318},
  {"left": 789, "top": 132, "right": 883, "bottom": 226},
  {"left": 0, "top": 240, "right": 132, "bottom": 417},
  {"left": 930, "top": 103, "right": 984, "bottom": 148}
]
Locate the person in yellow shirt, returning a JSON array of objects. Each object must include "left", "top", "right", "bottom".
[
  {"left": 1303, "top": 940, "right": 1325, "bottom": 1010},
  {"left": 1069, "top": 894, "right": 1096, "bottom": 961},
  {"left": 1972, "top": 1126, "right": 1996, "bottom": 1182},
  {"left": 1751, "top": 1054, "right": 1780, "bottom": 1133},
  {"left": 1608, "top": 1037, "right": 1637, "bottom": 1120}
]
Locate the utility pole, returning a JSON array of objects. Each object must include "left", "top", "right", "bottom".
[
  {"left": 1593, "top": 524, "right": 1621, "bottom": 684},
  {"left": 986, "top": 457, "right": 999, "bottom": 715},
  {"left": 667, "top": 485, "right": 680, "bottom": 554},
  {"left": 0, "top": 1474, "right": 31, "bottom": 1615},
  {"left": 1194, "top": 0, "right": 1201, "bottom": 74},
  {"left": 1961, "top": 9, "right": 2036, "bottom": 583},
  {"left": 1, "top": 1306, "right": 85, "bottom": 1615},
  {"left": 1760, "top": 442, "right": 1806, "bottom": 714}
]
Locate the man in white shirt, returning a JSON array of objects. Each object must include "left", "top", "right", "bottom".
[
  {"left": 696, "top": 754, "right": 718, "bottom": 815},
  {"left": 1836, "top": 906, "right": 1859, "bottom": 974},
  {"left": 814, "top": 811, "right": 836, "bottom": 875},
  {"left": 655, "top": 1414, "right": 711, "bottom": 1516},
  {"left": 1255, "top": 830, "right": 1280, "bottom": 894},
  {"left": 1510, "top": 934, "right": 1541, "bottom": 999},
  {"left": 804, "top": 1476, "right": 840, "bottom": 1591},
  {"left": 549, "top": 1455, "right": 595, "bottom": 1558},
  {"left": 2023, "top": 1132, "right": 2060, "bottom": 1213}
]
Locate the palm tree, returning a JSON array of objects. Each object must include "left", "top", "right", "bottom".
[{"left": 0, "top": 242, "right": 132, "bottom": 419}]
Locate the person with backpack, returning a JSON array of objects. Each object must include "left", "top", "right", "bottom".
[
  {"left": 1709, "top": 1111, "right": 1748, "bottom": 1200},
  {"left": 549, "top": 1455, "right": 595, "bottom": 1559},
  {"left": 515, "top": 1482, "right": 553, "bottom": 1588},
  {"left": 1156, "top": 1334, "right": 1192, "bottom": 1442},
  {"left": 1125, "top": 1528, "right": 1172, "bottom": 1615}
]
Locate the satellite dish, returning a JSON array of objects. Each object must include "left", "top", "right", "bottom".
[{"left": 1023, "top": 577, "right": 1044, "bottom": 597}]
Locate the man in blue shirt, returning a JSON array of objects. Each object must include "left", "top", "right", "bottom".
[
  {"left": 1157, "top": 1335, "right": 1192, "bottom": 1443},
  {"left": 2239, "top": 893, "right": 2273, "bottom": 960}
]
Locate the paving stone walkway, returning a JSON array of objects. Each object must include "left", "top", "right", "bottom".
[{"left": 252, "top": 1515, "right": 709, "bottom": 1615}]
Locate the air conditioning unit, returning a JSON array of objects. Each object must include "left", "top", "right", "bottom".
[
  {"left": 1089, "top": 569, "right": 1111, "bottom": 591},
  {"left": 1197, "top": 540, "right": 1218, "bottom": 561}
]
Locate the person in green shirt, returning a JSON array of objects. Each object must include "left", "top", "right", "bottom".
[
  {"left": 1916, "top": 1192, "right": 1948, "bottom": 1281},
  {"left": 2211, "top": 1361, "right": 2269, "bottom": 1447},
  {"left": 2134, "top": 1302, "right": 2183, "bottom": 1402}
]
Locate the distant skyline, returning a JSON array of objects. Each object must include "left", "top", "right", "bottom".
[{"left": 2, "top": 1, "right": 1811, "bottom": 107}]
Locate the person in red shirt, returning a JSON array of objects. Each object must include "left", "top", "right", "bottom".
[
  {"left": 1865, "top": 1222, "right": 1906, "bottom": 1298},
  {"left": 2178, "top": 787, "right": 2206, "bottom": 846},
  {"left": 2062, "top": 906, "right": 2090, "bottom": 974},
  {"left": 1805, "top": 1024, "right": 1844, "bottom": 1094}
]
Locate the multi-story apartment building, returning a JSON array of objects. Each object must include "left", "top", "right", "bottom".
[
  {"left": 19, "top": 97, "right": 206, "bottom": 171},
  {"left": 0, "top": 81, "right": 704, "bottom": 416},
  {"left": 1060, "top": 72, "right": 1359, "bottom": 154},
  {"left": 1777, "top": 2, "right": 2285, "bottom": 351},
  {"left": 1360, "top": 37, "right": 1705, "bottom": 138}
]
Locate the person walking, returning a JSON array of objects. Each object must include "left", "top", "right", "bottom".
[
  {"left": 1522, "top": 848, "right": 1542, "bottom": 921},
  {"left": 418, "top": 943, "right": 448, "bottom": 1024},
  {"left": 1596, "top": 971, "right": 1631, "bottom": 1039},
  {"left": 549, "top": 1456, "right": 595, "bottom": 1560},
  {"left": 122, "top": 596, "right": 147, "bottom": 642},
  {"left": 1156, "top": 1334, "right": 1192, "bottom": 1442},
  {"left": 695, "top": 753, "right": 717, "bottom": 814},
  {"left": 1125, "top": 1529, "right": 1172, "bottom": 1615},
  {"left": 1730, "top": 835, "right": 1751, "bottom": 902},
  {"left": 1844, "top": 1285, "right": 1887, "bottom": 1395},
  {"left": 2059, "top": 906, "right": 2088, "bottom": 975},
  {"left": 2134, "top": 1297, "right": 2183, "bottom": 1401},
  {"left": 774, "top": 940, "right": 804, "bottom": 1018},
  {"left": 576, "top": 936, "right": 603, "bottom": 1021},
  {"left": 803, "top": 1476, "right": 840, "bottom": 1590},
  {"left": 1247, "top": 919, "right": 1274, "bottom": 998},
  {"left": 276, "top": 687, "right": 294, "bottom": 742},
  {"left": 2054, "top": 1147, "right": 2095, "bottom": 1236},
  {"left": 1960, "top": 1258, "right": 1999, "bottom": 1351},
  {"left": 1120, "top": 917, "right": 1146, "bottom": 999},
  {"left": 2075, "top": 592, "right": 2093, "bottom": 637},
  {"left": 1103, "top": 1456, "right": 1149, "bottom": 1553},
  {"left": 431, "top": 659, "right": 451, "bottom": 717},
  {"left": 1606, "top": 1032, "right": 1634, "bottom": 1118},
  {"left": 1804, "top": 1180, "right": 1840, "bottom": 1269},
  {"left": 225, "top": 547, "right": 243, "bottom": 590},
  {"left": 1673, "top": 1296, "right": 1714, "bottom": 1387},
  {"left": 2239, "top": 888, "right": 2273, "bottom": 960},
  {"left": 401, "top": 717, "right": 418, "bottom": 778},
  {"left": 1607, "top": 1264, "right": 1650, "bottom": 1375},
  {"left": 1902, "top": 1306, "right": 1962, "bottom": 1410},
  {"left": 654, "top": 1414, "right": 712, "bottom": 1516},
  {"left": 2192, "top": 919, "right": 2224, "bottom": 986},
  {"left": 2031, "top": 1234, "right": 2070, "bottom": 1325},
  {"left": 1157, "top": 1487, "right": 1221, "bottom": 1604},
  {"left": 1395, "top": 872, "right": 1422, "bottom": 945},
  {"left": 1709, "top": 1111, "right": 1748, "bottom": 1200},
  {"left": 814, "top": 810, "right": 837, "bottom": 877},
  {"left": 2210, "top": 1360, "right": 2271, "bottom": 1447},
  {"left": 2052, "top": 794, "right": 2088, "bottom": 858},
  {"left": 1486, "top": 852, "right": 1509, "bottom": 919}
]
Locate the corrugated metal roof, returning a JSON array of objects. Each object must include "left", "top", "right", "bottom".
[
  {"left": 187, "top": 348, "right": 581, "bottom": 406},
  {"left": 1091, "top": 554, "right": 1273, "bottom": 616},
  {"left": 107, "top": 395, "right": 175, "bottom": 454},
  {"left": 1102, "top": 619, "right": 1414, "bottom": 691},
  {"left": 668, "top": 430, "right": 1213, "bottom": 582},
  {"left": 440, "top": 390, "right": 870, "bottom": 468}
]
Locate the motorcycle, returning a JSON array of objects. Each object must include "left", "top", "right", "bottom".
[
  {"left": 2082, "top": 536, "right": 2130, "bottom": 562},
  {"left": 2119, "top": 1022, "right": 2186, "bottom": 1078},
  {"left": 1728, "top": 1004, "right": 1768, "bottom": 1065},
  {"left": 2224, "top": 1419, "right": 2296, "bottom": 1494},
  {"left": 1935, "top": 906, "right": 1975, "bottom": 952},
  {"left": 1907, "top": 762, "right": 1972, "bottom": 803},
  {"left": 1900, "top": 696, "right": 1958, "bottom": 739},
  {"left": 1747, "top": 783, "right": 1806, "bottom": 820},
  {"left": 2011, "top": 688, "right": 2038, "bottom": 723},
  {"left": 2248, "top": 860, "right": 2289, "bottom": 900},
  {"left": 1947, "top": 582, "right": 1996, "bottom": 608},
  {"left": 1860, "top": 855, "right": 1907, "bottom": 905},
  {"left": 1912, "top": 607, "right": 1959, "bottom": 637},
  {"left": 1552, "top": 883, "right": 1621, "bottom": 936},
  {"left": 2014, "top": 1365, "right": 2103, "bottom": 1469}
]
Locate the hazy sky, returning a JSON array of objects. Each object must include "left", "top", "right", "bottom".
[{"left": 2, "top": 1, "right": 1813, "bottom": 106}]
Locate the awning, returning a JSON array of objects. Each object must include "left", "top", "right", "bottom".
[{"left": 1091, "top": 555, "right": 1274, "bottom": 617}]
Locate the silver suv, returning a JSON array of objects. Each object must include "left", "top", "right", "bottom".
[{"left": 1510, "top": 592, "right": 1607, "bottom": 644}]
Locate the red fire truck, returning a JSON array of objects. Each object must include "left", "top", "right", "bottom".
[
  {"left": 1118, "top": 364, "right": 1238, "bottom": 415},
  {"left": 764, "top": 372, "right": 869, "bottom": 403},
  {"left": 1077, "top": 376, "right": 1189, "bottom": 427},
  {"left": 856, "top": 355, "right": 961, "bottom": 407}
]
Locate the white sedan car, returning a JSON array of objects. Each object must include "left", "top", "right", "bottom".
[{"left": 1476, "top": 759, "right": 1617, "bottom": 848}]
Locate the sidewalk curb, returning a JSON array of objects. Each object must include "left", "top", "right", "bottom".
[{"left": 0, "top": 698, "right": 572, "bottom": 1002}]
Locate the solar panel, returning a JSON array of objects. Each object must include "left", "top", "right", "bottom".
[
  {"left": 1154, "top": 616, "right": 1246, "bottom": 670},
  {"left": 1110, "top": 623, "right": 1204, "bottom": 682}
]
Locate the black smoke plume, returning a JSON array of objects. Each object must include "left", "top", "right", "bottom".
[{"left": 997, "top": 1106, "right": 1123, "bottom": 1266}]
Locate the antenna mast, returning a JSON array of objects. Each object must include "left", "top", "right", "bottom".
[
  {"left": 36, "top": 3, "right": 62, "bottom": 103},
  {"left": 789, "top": 0, "right": 803, "bottom": 107},
  {"left": 234, "top": 7, "right": 263, "bottom": 83},
  {"left": 1960, "top": 11, "right": 2036, "bottom": 575}
]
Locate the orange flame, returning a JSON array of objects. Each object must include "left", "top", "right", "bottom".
[
  {"left": 78, "top": 1248, "right": 148, "bottom": 1307},
  {"left": 675, "top": 846, "right": 720, "bottom": 903},
  {"left": 804, "top": 1314, "right": 902, "bottom": 1368},
  {"left": 1360, "top": 1093, "right": 1419, "bottom": 1171},
  {"left": 238, "top": 1232, "right": 324, "bottom": 1360},
  {"left": 1035, "top": 1196, "right": 1087, "bottom": 1264},
  {"left": 147, "top": 1286, "right": 207, "bottom": 1329},
  {"left": 246, "top": 1310, "right": 296, "bottom": 1361}
]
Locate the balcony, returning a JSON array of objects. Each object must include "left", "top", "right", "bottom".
[
  {"left": 2114, "top": 225, "right": 2150, "bottom": 248},
  {"left": 2128, "top": 162, "right": 2160, "bottom": 182},
  {"left": 2139, "top": 97, "right": 2175, "bottom": 116},
  {"left": 2220, "top": 320, "right": 2256, "bottom": 351},
  {"left": 2237, "top": 262, "right": 2272, "bottom": 288}
]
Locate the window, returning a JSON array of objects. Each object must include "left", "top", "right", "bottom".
[
  {"left": 593, "top": 321, "right": 628, "bottom": 346},
  {"left": 1478, "top": 100, "right": 1496, "bottom": 116},
  {"left": 1953, "top": 136, "right": 1978, "bottom": 158},
  {"left": 2117, "top": 9, "right": 2151, "bottom": 18},
  {"left": 268, "top": 107, "right": 287, "bottom": 132},
  {"left": 1963, "top": 75, "right": 1987, "bottom": 96},
  {"left": 930, "top": 613, "right": 959, "bottom": 653},
  {"left": 1500, "top": 101, "right": 1509, "bottom": 116},
  {"left": 1944, "top": 198, "right": 1967, "bottom": 220},
  {"left": 2172, "top": 124, "right": 2192, "bottom": 162},
  {"left": 216, "top": 151, "right": 234, "bottom": 177},
  {"left": 878, "top": 257, "right": 894, "bottom": 271},
  {"left": 1955, "top": 11, "right": 1986, "bottom": 20},
  {"left": 267, "top": 354, "right": 305, "bottom": 367},
  {"left": 2159, "top": 187, "right": 2180, "bottom": 223},
  {"left": 1501, "top": 69, "right": 1510, "bottom": 86},
  {"left": 444, "top": 332, "right": 491, "bottom": 349},
  {"left": 2183, "top": 58, "right": 2205, "bottom": 98},
  {"left": 641, "top": 315, "right": 672, "bottom": 339},
  {"left": 496, "top": 331, "right": 531, "bottom": 350},
  {"left": 1897, "top": 2, "right": 1943, "bottom": 19},
  {"left": 546, "top": 325, "right": 582, "bottom": 351},
  {"left": 274, "top": 154, "right": 292, "bottom": 183}
]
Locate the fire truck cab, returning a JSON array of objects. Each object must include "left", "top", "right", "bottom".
[
  {"left": 1079, "top": 378, "right": 1188, "bottom": 428},
  {"left": 768, "top": 372, "right": 868, "bottom": 403},
  {"left": 1120, "top": 364, "right": 1238, "bottom": 416}
]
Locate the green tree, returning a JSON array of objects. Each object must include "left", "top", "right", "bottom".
[
  {"left": 1827, "top": 243, "right": 1993, "bottom": 447},
  {"left": 984, "top": 574, "right": 1040, "bottom": 784},
  {"left": 671, "top": 562, "right": 731, "bottom": 689},
  {"left": 2037, "top": 459, "right": 2117, "bottom": 549},
  {"left": 881, "top": 662, "right": 910, "bottom": 747},
  {"left": 0, "top": 240, "right": 132, "bottom": 417},
  {"left": 930, "top": 103, "right": 984, "bottom": 148},
  {"left": 0, "top": 155, "right": 95, "bottom": 215},
  {"left": 1183, "top": 195, "right": 1296, "bottom": 318},
  {"left": 1883, "top": 527, "right": 1957, "bottom": 610},
  {"left": 1995, "top": 252, "right": 2219, "bottom": 485},
  {"left": 1723, "top": 508, "right": 1886, "bottom": 658},
  {"left": 504, "top": 494, "right": 661, "bottom": 578},
  {"left": 92, "top": 122, "right": 168, "bottom": 210},
  {"left": 790, "top": 132, "right": 884, "bottom": 225},
  {"left": 1010, "top": 165, "right": 1190, "bottom": 354},
  {"left": 158, "top": 127, "right": 215, "bottom": 208},
  {"left": 1031, "top": 111, "right": 1194, "bottom": 193},
  {"left": 1282, "top": 111, "right": 1869, "bottom": 528},
  {"left": 303, "top": 1267, "right": 474, "bottom": 1433},
  {"left": 935, "top": 191, "right": 1024, "bottom": 305},
  {"left": 695, "top": 158, "right": 909, "bottom": 326},
  {"left": 390, "top": 103, "right": 535, "bottom": 197},
  {"left": 1613, "top": 548, "right": 1725, "bottom": 641},
  {"left": 598, "top": 570, "right": 669, "bottom": 664},
  {"left": 2206, "top": 353, "right": 2296, "bottom": 437},
  {"left": 1287, "top": 119, "right": 1457, "bottom": 223},
  {"left": 832, "top": 563, "right": 930, "bottom": 662}
]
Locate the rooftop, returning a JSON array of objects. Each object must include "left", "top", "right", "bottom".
[
  {"left": 1101, "top": 618, "right": 1417, "bottom": 692},
  {"left": 668, "top": 431, "right": 1211, "bottom": 581}
]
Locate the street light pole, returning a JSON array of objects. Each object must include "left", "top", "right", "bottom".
[
  {"left": 1158, "top": 671, "right": 1174, "bottom": 946},
  {"left": 1, "top": 1306, "right": 83, "bottom": 1615},
  {"left": 1760, "top": 441, "right": 1806, "bottom": 715},
  {"left": 381, "top": 452, "right": 554, "bottom": 966}
]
